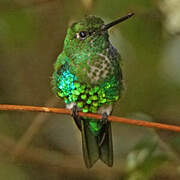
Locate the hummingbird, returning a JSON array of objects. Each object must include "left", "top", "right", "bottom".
[{"left": 52, "top": 13, "right": 134, "bottom": 168}]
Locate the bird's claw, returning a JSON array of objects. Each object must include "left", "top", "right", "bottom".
[
  {"left": 100, "top": 112, "right": 108, "bottom": 125},
  {"left": 98, "top": 113, "right": 108, "bottom": 147},
  {"left": 72, "top": 105, "right": 79, "bottom": 119}
]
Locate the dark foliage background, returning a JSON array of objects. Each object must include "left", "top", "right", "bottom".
[{"left": 1, "top": 0, "right": 180, "bottom": 179}]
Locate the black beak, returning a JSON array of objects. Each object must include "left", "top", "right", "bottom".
[{"left": 101, "top": 12, "right": 134, "bottom": 31}]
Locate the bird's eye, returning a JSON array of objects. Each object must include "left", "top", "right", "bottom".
[{"left": 78, "top": 31, "right": 87, "bottom": 39}]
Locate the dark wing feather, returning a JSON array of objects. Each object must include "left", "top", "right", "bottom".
[
  {"left": 81, "top": 118, "right": 99, "bottom": 168},
  {"left": 99, "top": 122, "right": 113, "bottom": 166},
  {"left": 73, "top": 117, "right": 113, "bottom": 168}
]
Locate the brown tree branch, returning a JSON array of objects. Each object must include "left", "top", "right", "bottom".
[{"left": 0, "top": 104, "right": 180, "bottom": 132}]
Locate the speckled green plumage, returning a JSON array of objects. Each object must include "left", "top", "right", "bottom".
[
  {"left": 52, "top": 15, "right": 124, "bottom": 168},
  {"left": 52, "top": 17, "right": 123, "bottom": 112},
  {"left": 53, "top": 63, "right": 120, "bottom": 113}
]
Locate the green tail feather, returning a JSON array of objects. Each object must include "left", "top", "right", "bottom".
[{"left": 75, "top": 118, "right": 113, "bottom": 168}]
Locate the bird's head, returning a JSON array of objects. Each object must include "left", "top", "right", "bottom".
[{"left": 63, "top": 13, "right": 134, "bottom": 57}]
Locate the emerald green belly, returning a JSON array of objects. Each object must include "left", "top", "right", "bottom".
[{"left": 54, "top": 66, "right": 122, "bottom": 113}]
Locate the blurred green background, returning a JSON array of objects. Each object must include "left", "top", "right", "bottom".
[{"left": 1, "top": 0, "right": 180, "bottom": 179}]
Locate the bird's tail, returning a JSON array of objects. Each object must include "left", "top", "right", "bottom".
[{"left": 75, "top": 117, "right": 113, "bottom": 168}]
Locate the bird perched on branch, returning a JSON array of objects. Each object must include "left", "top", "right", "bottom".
[{"left": 52, "top": 13, "right": 134, "bottom": 168}]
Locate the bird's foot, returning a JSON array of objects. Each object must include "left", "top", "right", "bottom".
[
  {"left": 98, "top": 112, "right": 108, "bottom": 147},
  {"left": 72, "top": 105, "right": 82, "bottom": 130},
  {"left": 72, "top": 105, "right": 79, "bottom": 119},
  {"left": 100, "top": 112, "right": 108, "bottom": 125}
]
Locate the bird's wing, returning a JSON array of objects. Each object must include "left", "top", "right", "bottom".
[
  {"left": 54, "top": 51, "right": 69, "bottom": 72},
  {"left": 52, "top": 52, "right": 70, "bottom": 94}
]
